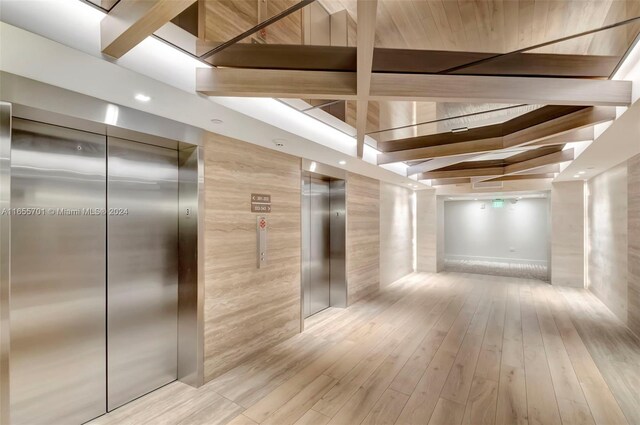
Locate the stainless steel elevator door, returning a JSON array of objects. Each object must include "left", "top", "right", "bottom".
[
  {"left": 10, "top": 119, "right": 107, "bottom": 425},
  {"left": 304, "top": 177, "right": 331, "bottom": 318},
  {"left": 107, "top": 138, "right": 178, "bottom": 411}
]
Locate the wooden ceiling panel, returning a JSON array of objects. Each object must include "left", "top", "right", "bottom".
[
  {"left": 418, "top": 146, "right": 574, "bottom": 182},
  {"left": 369, "top": 74, "right": 631, "bottom": 106},
  {"left": 319, "top": 0, "right": 639, "bottom": 56},
  {"left": 196, "top": 68, "right": 357, "bottom": 99},
  {"left": 378, "top": 106, "right": 595, "bottom": 154},
  {"left": 201, "top": 0, "right": 304, "bottom": 46},
  {"left": 488, "top": 173, "right": 556, "bottom": 182},
  {"left": 503, "top": 145, "right": 564, "bottom": 165},
  {"left": 375, "top": 105, "right": 615, "bottom": 165},
  {"left": 430, "top": 177, "right": 472, "bottom": 186},
  {"left": 193, "top": 0, "right": 635, "bottom": 171}
]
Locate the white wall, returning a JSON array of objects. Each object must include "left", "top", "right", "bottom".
[
  {"left": 379, "top": 182, "right": 414, "bottom": 287},
  {"left": 444, "top": 198, "right": 549, "bottom": 264}
]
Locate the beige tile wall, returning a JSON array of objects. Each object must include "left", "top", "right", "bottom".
[
  {"left": 379, "top": 182, "right": 413, "bottom": 287},
  {"left": 346, "top": 172, "right": 380, "bottom": 305},
  {"left": 551, "top": 181, "right": 585, "bottom": 287},
  {"left": 203, "top": 133, "right": 302, "bottom": 381}
]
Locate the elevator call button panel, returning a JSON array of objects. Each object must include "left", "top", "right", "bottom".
[{"left": 257, "top": 215, "right": 268, "bottom": 268}]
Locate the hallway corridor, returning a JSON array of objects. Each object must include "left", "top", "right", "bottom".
[{"left": 88, "top": 273, "right": 640, "bottom": 425}]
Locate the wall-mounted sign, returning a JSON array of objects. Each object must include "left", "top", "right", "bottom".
[
  {"left": 251, "top": 194, "right": 271, "bottom": 203},
  {"left": 251, "top": 204, "right": 272, "bottom": 213},
  {"left": 492, "top": 199, "right": 505, "bottom": 208},
  {"left": 251, "top": 193, "right": 272, "bottom": 213}
]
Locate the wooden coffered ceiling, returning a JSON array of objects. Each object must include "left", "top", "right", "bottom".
[
  {"left": 99, "top": 0, "right": 638, "bottom": 183},
  {"left": 192, "top": 0, "right": 635, "bottom": 164}
]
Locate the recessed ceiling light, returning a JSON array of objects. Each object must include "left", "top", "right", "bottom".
[
  {"left": 134, "top": 93, "right": 151, "bottom": 102},
  {"left": 273, "top": 138, "right": 286, "bottom": 147},
  {"left": 578, "top": 171, "right": 586, "bottom": 175},
  {"left": 210, "top": 118, "right": 223, "bottom": 124},
  {"left": 573, "top": 174, "right": 581, "bottom": 178},
  {"left": 451, "top": 127, "right": 469, "bottom": 133},
  {"left": 474, "top": 198, "right": 478, "bottom": 201},
  {"left": 338, "top": 160, "right": 347, "bottom": 165}
]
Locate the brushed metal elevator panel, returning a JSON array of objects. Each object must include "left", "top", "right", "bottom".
[
  {"left": 309, "top": 178, "right": 331, "bottom": 316},
  {"left": 10, "top": 119, "right": 107, "bottom": 425},
  {"left": 107, "top": 138, "right": 178, "bottom": 411}
]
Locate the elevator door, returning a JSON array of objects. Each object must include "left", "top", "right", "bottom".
[
  {"left": 107, "top": 138, "right": 179, "bottom": 410},
  {"left": 304, "top": 177, "right": 331, "bottom": 318},
  {"left": 10, "top": 119, "right": 107, "bottom": 425}
]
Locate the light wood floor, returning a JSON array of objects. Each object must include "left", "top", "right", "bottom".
[{"left": 89, "top": 272, "right": 640, "bottom": 425}]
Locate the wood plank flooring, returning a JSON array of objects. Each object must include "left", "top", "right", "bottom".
[{"left": 88, "top": 272, "right": 640, "bottom": 425}]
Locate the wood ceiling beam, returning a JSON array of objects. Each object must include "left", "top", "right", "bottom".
[
  {"left": 373, "top": 49, "right": 619, "bottom": 78},
  {"left": 502, "top": 145, "right": 564, "bottom": 165},
  {"left": 378, "top": 137, "right": 504, "bottom": 165},
  {"left": 430, "top": 177, "right": 472, "bottom": 186},
  {"left": 101, "top": 0, "right": 197, "bottom": 58},
  {"left": 418, "top": 148, "right": 573, "bottom": 181},
  {"left": 406, "top": 154, "right": 486, "bottom": 176},
  {"left": 503, "top": 106, "right": 615, "bottom": 148},
  {"left": 379, "top": 123, "right": 503, "bottom": 153},
  {"left": 195, "top": 68, "right": 357, "bottom": 99},
  {"left": 369, "top": 74, "right": 631, "bottom": 106},
  {"left": 203, "top": 44, "right": 356, "bottom": 71},
  {"left": 355, "top": 0, "right": 378, "bottom": 158},
  {"left": 378, "top": 105, "right": 596, "bottom": 153},
  {"left": 513, "top": 164, "right": 561, "bottom": 175},
  {"left": 377, "top": 106, "right": 613, "bottom": 165},
  {"left": 418, "top": 166, "right": 505, "bottom": 180},
  {"left": 201, "top": 44, "right": 617, "bottom": 78},
  {"left": 487, "top": 173, "right": 556, "bottom": 182},
  {"left": 504, "top": 149, "right": 574, "bottom": 175},
  {"left": 526, "top": 127, "right": 594, "bottom": 148}
]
